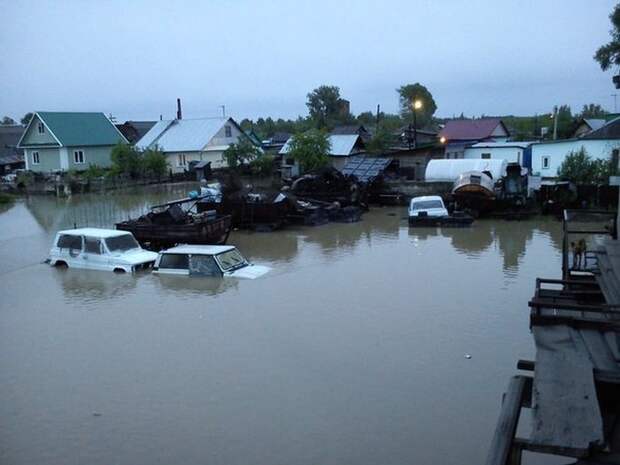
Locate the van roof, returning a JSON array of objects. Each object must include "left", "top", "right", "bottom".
[
  {"left": 57, "top": 228, "right": 132, "bottom": 238},
  {"left": 160, "top": 245, "right": 236, "bottom": 255}
]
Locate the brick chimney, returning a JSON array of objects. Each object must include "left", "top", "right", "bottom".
[{"left": 176, "top": 98, "right": 182, "bottom": 120}]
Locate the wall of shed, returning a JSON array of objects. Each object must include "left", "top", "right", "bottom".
[
  {"left": 463, "top": 146, "right": 524, "bottom": 165},
  {"left": 531, "top": 139, "right": 620, "bottom": 177}
]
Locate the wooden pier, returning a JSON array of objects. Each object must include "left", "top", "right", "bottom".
[{"left": 486, "top": 210, "right": 620, "bottom": 465}]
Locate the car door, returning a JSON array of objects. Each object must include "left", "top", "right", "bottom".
[
  {"left": 83, "top": 236, "right": 108, "bottom": 270},
  {"left": 189, "top": 254, "right": 222, "bottom": 277},
  {"left": 157, "top": 253, "right": 190, "bottom": 275}
]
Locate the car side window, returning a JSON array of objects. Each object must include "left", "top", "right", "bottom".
[
  {"left": 84, "top": 237, "right": 103, "bottom": 255},
  {"left": 159, "top": 253, "right": 189, "bottom": 270},
  {"left": 189, "top": 255, "right": 221, "bottom": 276},
  {"left": 57, "top": 234, "right": 83, "bottom": 250}
]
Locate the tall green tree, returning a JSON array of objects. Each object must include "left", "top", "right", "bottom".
[
  {"left": 306, "top": 85, "right": 342, "bottom": 129},
  {"left": 110, "top": 143, "right": 141, "bottom": 178},
  {"left": 553, "top": 105, "right": 576, "bottom": 139},
  {"left": 594, "top": 3, "right": 620, "bottom": 70},
  {"left": 222, "top": 137, "right": 262, "bottom": 169},
  {"left": 287, "top": 130, "right": 331, "bottom": 172},
  {"left": 1, "top": 116, "right": 16, "bottom": 125},
  {"left": 366, "top": 126, "right": 394, "bottom": 154},
  {"left": 580, "top": 103, "right": 609, "bottom": 119},
  {"left": 397, "top": 83, "right": 437, "bottom": 129}
]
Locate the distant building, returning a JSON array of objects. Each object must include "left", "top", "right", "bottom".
[
  {"left": 531, "top": 117, "right": 620, "bottom": 178},
  {"left": 18, "top": 112, "right": 128, "bottom": 172},
  {"left": 0, "top": 125, "right": 25, "bottom": 173},
  {"left": 463, "top": 141, "right": 536, "bottom": 170},
  {"left": 136, "top": 117, "right": 252, "bottom": 173},
  {"left": 572, "top": 118, "right": 607, "bottom": 138},
  {"left": 439, "top": 118, "right": 510, "bottom": 159},
  {"left": 279, "top": 133, "right": 366, "bottom": 176},
  {"left": 331, "top": 124, "right": 372, "bottom": 142},
  {"left": 116, "top": 121, "right": 156, "bottom": 145}
]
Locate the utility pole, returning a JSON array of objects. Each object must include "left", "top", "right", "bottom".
[
  {"left": 612, "top": 94, "right": 618, "bottom": 113},
  {"left": 552, "top": 105, "right": 558, "bottom": 140},
  {"left": 376, "top": 104, "right": 380, "bottom": 127},
  {"left": 219, "top": 105, "right": 226, "bottom": 118}
]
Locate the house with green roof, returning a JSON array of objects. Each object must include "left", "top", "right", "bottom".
[{"left": 18, "top": 112, "right": 128, "bottom": 172}]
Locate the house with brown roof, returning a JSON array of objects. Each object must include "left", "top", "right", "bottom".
[{"left": 438, "top": 118, "right": 510, "bottom": 159}]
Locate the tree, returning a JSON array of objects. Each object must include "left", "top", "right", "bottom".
[
  {"left": 556, "top": 147, "right": 614, "bottom": 184},
  {"left": 21, "top": 113, "right": 33, "bottom": 126},
  {"left": 110, "top": 143, "right": 141, "bottom": 178},
  {"left": 222, "top": 137, "right": 261, "bottom": 169},
  {"left": 366, "top": 126, "right": 394, "bottom": 154},
  {"left": 356, "top": 111, "right": 376, "bottom": 127},
  {"left": 554, "top": 105, "right": 576, "bottom": 139},
  {"left": 142, "top": 146, "right": 168, "bottom": 179},
  {"left": 306, "top": 85, "right": 342, "bottom": 128},
  {"left": 1, "top": 116, "right": 16, "bottom": 125},
  {"left": 580, "top": 104, "right": 608, "bottom": 119},
  {"left": 595, "top": 3, "right": 620, "bottom": 70},
  {"left": 287, "top": 130, "right": 331, "bottom": 172},
  {"left": 397, "top": 83, "right": 437, "bottom": 129}
]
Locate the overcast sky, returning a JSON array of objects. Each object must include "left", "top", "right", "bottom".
[{"left": 1, "top": 0, "right": 618, "bottom": 122}]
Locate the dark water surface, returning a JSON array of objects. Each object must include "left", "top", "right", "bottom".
[{"left": 0, "top": 184, "right": 564, "bottom": 465}]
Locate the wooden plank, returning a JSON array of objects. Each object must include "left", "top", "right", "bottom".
[
  {"left": 531, "top": 326, "right": 605, "bottom": 456},
  {"left": 485, "top": 375, "right": 528, "bottom": 465},
  {"left": 578, "top": 329, "right": 620, "bottom": 371}
]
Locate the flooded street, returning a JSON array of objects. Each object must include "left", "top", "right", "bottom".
[{"left": 0, "top": 184, "right": 564, "bottom": 465}]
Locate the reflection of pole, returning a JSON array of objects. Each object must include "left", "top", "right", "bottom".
[{"left": 612, "top": 94, "right": 618, "bottom": 113}]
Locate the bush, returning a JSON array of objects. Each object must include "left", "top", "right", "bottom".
[
  {"left": 288, "top": 129, "right": 331, "bottom": 172},
  {"left": 222, "top": 138, "right": 262, "bottom": 169},
  {"left": 111, "top": 143, "right": 141, "bottom": 178},
  {"left": 0, "top": 192, "right": 14, "bottom": 204},
  {"left": 84, "top": 164, "right": 106, "bottom": 179},
  {"left": 142, "top": 146, "right": 168, "bottom": 179},
  {"left": 250, "top": 154, "right": 275, "bottom": 177}
]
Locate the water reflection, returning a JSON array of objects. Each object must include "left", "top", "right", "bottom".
[
  {"left": 154, "top": 273, "right": 239, "bottom": 297},
  {"left": 53, "top": 266, "right": 140, "bottom": 302}
]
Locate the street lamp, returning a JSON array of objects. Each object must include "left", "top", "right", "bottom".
[{"left": 409, "top": 99, "right": 423, "bottom": 149}]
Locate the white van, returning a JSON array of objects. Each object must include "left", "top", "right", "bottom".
[
  {"left": 153, "top": 245, "right": 270, "bottom": 279},
  {"left": 49, "top": 228, "right": 158, "bottom": 273}
]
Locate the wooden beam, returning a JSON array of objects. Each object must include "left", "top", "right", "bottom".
[{"left": 485, "top": 375, "right": 529, "bottom": 465}]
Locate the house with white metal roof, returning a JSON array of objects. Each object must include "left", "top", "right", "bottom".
[
  {"left": 136, "top": 117, "right": 251, "bottom": 173},
  {"left": 279, "top": 133, "right": 366, "bottom": 176}
]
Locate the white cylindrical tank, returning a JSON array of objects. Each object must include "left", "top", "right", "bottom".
[{"left": 425, "top": 159, "right": 507, "bottom": 182}]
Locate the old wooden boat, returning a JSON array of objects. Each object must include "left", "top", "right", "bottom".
[
  {"left": 116, "top": 196, "right": 232, "bottom": 250},
  {"left": 451, "top": 170, "right": 497, "bottom": 215}
]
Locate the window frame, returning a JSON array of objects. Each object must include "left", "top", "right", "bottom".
[
  {"left": 225, "top": 125, "right": 232, "bottom": 137},
  {"left": 542, "top": 156, "right": 550, "bottom": 169},
  {"left": 37, "top": 122, "right": 45, "bottom": 134},
  {"left": 84, "top": 236, "right": 104, "bottom": 255},
  {"left": 481, "top": 153, "right": 491, "bottom": 159},
  {"left": 158, "top": 253, "right": 190, "bottom": 271},
  {"left": 32, "top": 151, "right": 40, "bottom": 165},
  {"left": 177, "top": 154, "right": 187, "bottom": 167},
  {"left": 73, "top": 150, "right": 85, "bottom": 164}
]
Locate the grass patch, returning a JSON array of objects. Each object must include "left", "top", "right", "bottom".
[{"left": 0, "top": 192, "right": 15, "bottom": 204}]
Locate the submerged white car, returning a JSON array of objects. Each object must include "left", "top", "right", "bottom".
[
  {"left": 408, "top": 195, "right": 449, "bottom": 218},
  {"left": 49, "top": 228, "right": 158, "bottom": 273},
  {"left": 153, "top": 245, "right": 270, "bottom": 279}
]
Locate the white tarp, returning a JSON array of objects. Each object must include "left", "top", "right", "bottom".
[{"left": 425, "top": 159, "right": 507, "bottom": 182}]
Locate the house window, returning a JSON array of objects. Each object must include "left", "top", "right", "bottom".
[
  {"left": 37, "top": 122, "right": 45, "bottom": 134},
  {"left": 481, "top": 153, "right": 491, "bottom": 159},
  {"left": 32, "top": 151, "right": 40, "bottom": 164},
  {"left": 177, "top": 154, "right": 187, "bottom": 166},
  {"left": 225, "top": 125, "right": 232, "bottom": 137},
  {"left": 73, "top": 150, "right": 85, "bottom": 164},
  {"left": 542, "top": 156, "right": 550, "bottom": 169}
]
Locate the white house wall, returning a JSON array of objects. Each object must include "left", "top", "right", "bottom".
[
  {"left": 531, "top": 139, "right": 620, "bottom": 177},
  {"left": 205, "top": 122, "right": 243, "bottom": 150},
  {"left": 464, "top": 146, "right": 523, "bottom": 164}
]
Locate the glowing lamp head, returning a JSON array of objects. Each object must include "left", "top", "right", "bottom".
[
  {"left": 413, "top": 100, "right": 423, "bottom": 110},
  {"left": 440, "top": 136, "right": 446, "bottom": 144}
]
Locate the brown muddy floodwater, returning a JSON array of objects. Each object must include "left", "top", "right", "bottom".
[{"left": 0, "top": 183, "right": 564, "bottom": 465}]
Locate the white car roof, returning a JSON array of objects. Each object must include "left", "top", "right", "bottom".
[
  {"left": 57, "top": 228, "right": 132, "bottom": 238},
  {"left": 411, "top": 195, "right": 443, "bottom": 202},
  {"left": 160, "top": 244, "right": 236, "bottom": 255}
]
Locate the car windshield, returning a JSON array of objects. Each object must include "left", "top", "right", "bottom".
[
  {"left": 105, "top": 234, "right": 140, "bottom": 253},
  {"left": 215, "top": 249, "right": 248, "bottom": 271},
  {"left": 412, "top": 200, "right": 443, "bottom": 210}
]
